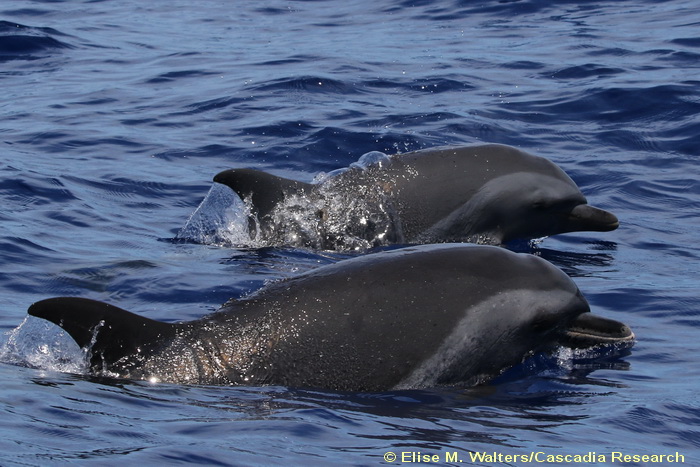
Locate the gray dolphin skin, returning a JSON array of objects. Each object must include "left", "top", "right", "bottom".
[
  {"left": 213, "top": 144, "right": 619, "bottom": 249},
  {"left": 28, "top": 244, "right": 633, "bottom": 392}
]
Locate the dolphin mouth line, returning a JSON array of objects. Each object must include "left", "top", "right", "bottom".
[
  {"left": 589, "top": 217, "right": 620, "bottom": 231},
  {"left": 562, "top": 312, "right": 634, "bottom": 348},
  {"left": 568, "top": 204, "right": 620, "bottom": 232},
  {"left": 585, "top": 217, "right": 620, "bottom": 231}
]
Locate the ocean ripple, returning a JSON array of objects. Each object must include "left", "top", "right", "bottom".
[{"left": 0, "top": 21, "right": 73, "bottom": 60}]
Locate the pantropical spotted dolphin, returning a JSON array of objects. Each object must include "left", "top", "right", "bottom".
[
  {"left": 211, "top": 144, "right": 619, "bottom": 250},
  {"left": 28, "top": 244, "right": 633, "bottom": 391}
]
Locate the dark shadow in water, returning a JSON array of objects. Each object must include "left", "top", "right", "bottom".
[
  {"left": 277, "top": 347, "right": 634, "bottom": 448},
  {"left": 507, "top": 238, "right": 618, "bottom": 277}
]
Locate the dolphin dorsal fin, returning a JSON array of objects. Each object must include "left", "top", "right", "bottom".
[
  {"left": 214, "top": 169, "right": 314, "bottom": 218},
  {"left": 28, "top": 297, "right": 177, "bottom": 371}
]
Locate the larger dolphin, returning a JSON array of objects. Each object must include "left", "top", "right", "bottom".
[
  {"left": 28, "top": 244, "right": 633, "bottom": 391},
  {"left": 211, "top": 144, "right": 619, "bottom": 250}
]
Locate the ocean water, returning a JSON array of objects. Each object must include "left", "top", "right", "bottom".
[{"left": 1, "top": 0, "right": 699, "bottom": 465}]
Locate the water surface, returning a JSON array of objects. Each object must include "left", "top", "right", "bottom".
[{"left": 1, "top": 0, "right": 699, "bottom": 465}]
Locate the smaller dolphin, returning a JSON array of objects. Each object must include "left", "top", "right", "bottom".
[
  {"left": 211, "top": 144, "right": 619, "bottom": 250},
  {"left": 28, "top": 244, "right": 633, "bottom": 391}
]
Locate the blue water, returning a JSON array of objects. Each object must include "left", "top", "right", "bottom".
[{"left": 1, "top": 0, "right": 699, "bottom": 465}]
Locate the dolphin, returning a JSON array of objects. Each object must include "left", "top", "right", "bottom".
[
  {"left": 211, "top": 144, "right": 619, "bottom": 250},
  {"left": 28, "top": 244, "right": 633, "bottom": 391}
]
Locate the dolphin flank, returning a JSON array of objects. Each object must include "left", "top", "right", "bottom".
[{"left": 28, "top": 244, "right": 633, "bottom": 391}]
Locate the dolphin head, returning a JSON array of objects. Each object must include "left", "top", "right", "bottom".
[
  {"left": 505, "top": 252, "right": 633, "bottom": 349},
  {"left": 469, "top": 252, "right": 634, "bottom": 384},
  {"left": 402, "top": 145, "right": 620, "bottom": 245},
  {"left": 454, "top": 169, "right": 619, "bottom": 244},
  {"left": 394, "top": 246, "right": 633, "bottom": 388}
]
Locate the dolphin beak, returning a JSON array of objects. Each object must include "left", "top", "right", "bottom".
[
  {"left": 562, "top": 313, "right": 634, "bottom": 348},
  {"left": 567, "top": 204, "right": 620, "bottom": 232}
]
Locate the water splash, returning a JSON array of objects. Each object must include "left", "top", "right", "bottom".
[
  {"left": 313, "top": 150, "right": 391, "bottom": 183},
  {"left": 0, "top": 316, "right": 86, "bottom": 374},
  {"left": 176, "top": 183, "right": 258, "bottom": 247},
  {"left": 177, "top": 151, "right": 400, "bottom": 250}
]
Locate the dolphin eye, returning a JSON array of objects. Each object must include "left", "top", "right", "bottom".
[
  {"left": 532, "top": 198, "right": 578, "bottom": 212},
  {"left": 531, "top": 314, "right": 557, "bottom": 332},
  {"left": 531, "top": 318, "right": 547, "bottom": 331}
]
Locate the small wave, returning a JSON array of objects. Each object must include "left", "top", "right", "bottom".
[
  {"left": 175, "top": 95, "right": 250, "bottom": 116},
  {"left": 546, "top": 63, "right": 625, "bottom": 80},
  {"left": 240, "top": 120, "right": 317, "bottom": 139},
  {"left": 0, "top": 176, "right": 78, "bottom": 207},
  {"left": 364, "top": 77, "right": 476, "bottom": 94},
  {"left": 253, "top": 54, "right": 322, "bottom": 67},
  {"left": 488, "top": 84, "right": 697, "bottom": 130},
  {"left": 670, "top": 37, "right": 700, "bottom": 48},
  {"left": 0, "top": 21, "right": 73, "bottom": 60},
  {"left": 62, "top": 174, "right": 177, "bottom": 203},
  {"left": 145, "top": 69, "right": 220, "bottom": 84},
  {"left": 250, "top": 76, "right": 360, "bottom": 95}
]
